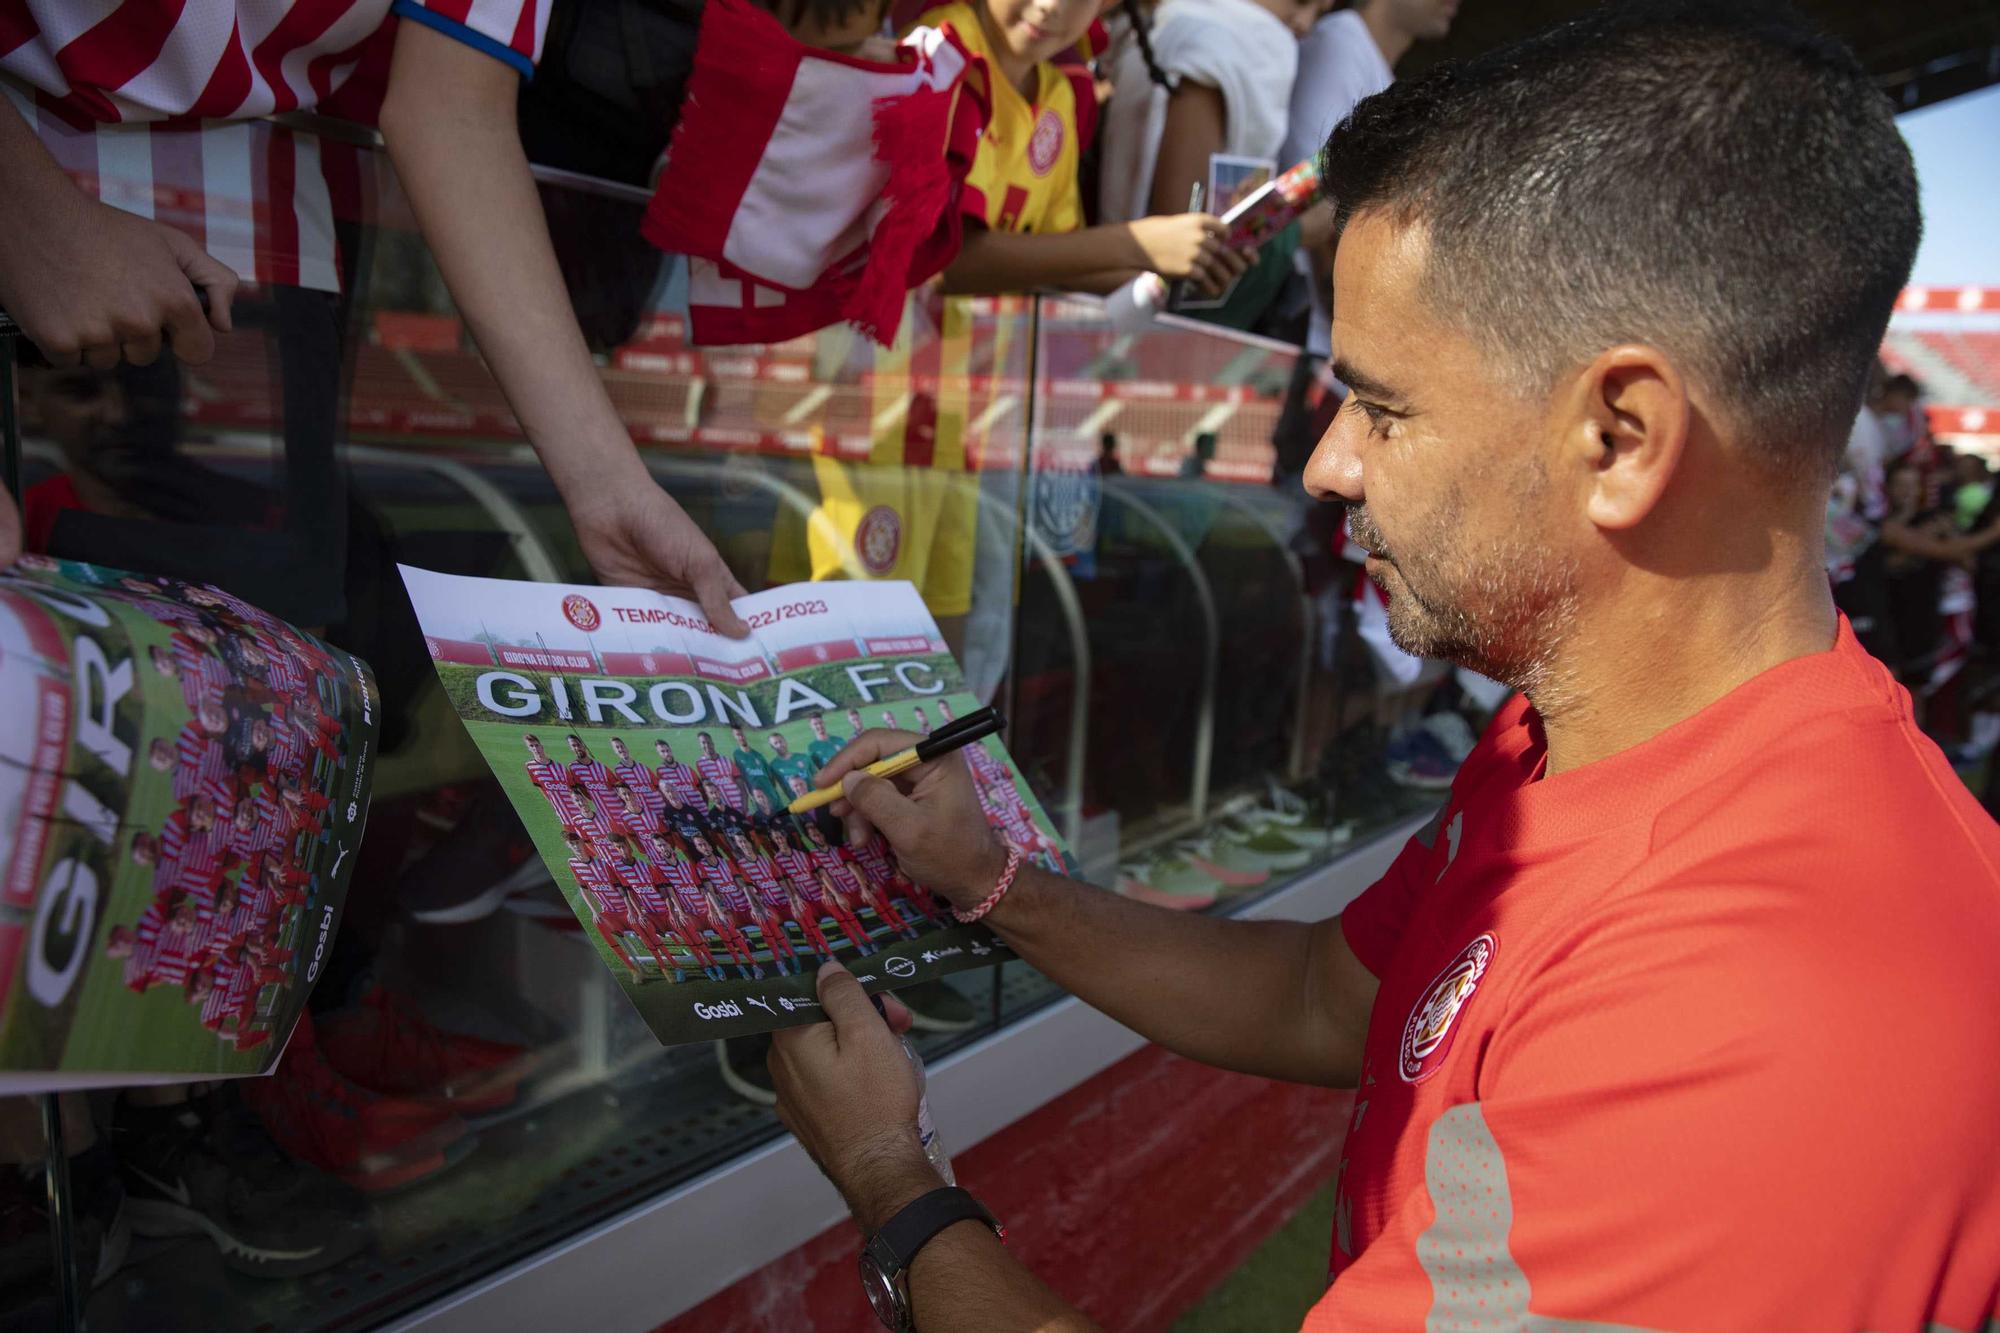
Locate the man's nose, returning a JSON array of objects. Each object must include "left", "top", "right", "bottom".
[{"left": 1301, "top": 394, "right": 1364, "bottom": 505}]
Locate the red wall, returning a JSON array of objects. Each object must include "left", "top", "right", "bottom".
[{"left": 659, "top": 1044, "right": 1355, "bottom": 1332}]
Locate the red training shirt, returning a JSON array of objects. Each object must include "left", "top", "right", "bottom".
[{"left": 1309, "top": 616, "right": 2000, "bottom": 1332}]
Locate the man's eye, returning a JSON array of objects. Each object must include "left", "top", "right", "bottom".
[{"left": 1344, "top": 396, "right": 1396, "bottom": 439}]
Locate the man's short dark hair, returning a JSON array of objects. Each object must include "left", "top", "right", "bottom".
[
  {"left": 1319, "top": 0, "right": 1920, "bottom": 472},
  {"left": 1883, "top": 373, "right": 1923, "bottom": 399}
]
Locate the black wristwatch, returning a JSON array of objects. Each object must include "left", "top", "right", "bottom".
[{"left": 859, "top": 1187, "right": 1004, "bottom": 1331}]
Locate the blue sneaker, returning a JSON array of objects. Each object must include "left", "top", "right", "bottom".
[{"left": 1385, "top": 727, "right": 1458, "bottom": 791}]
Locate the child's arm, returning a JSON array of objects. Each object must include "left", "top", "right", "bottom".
[
  {"left": 1148, "top": 84, "right": 1229, "bottom": 220},
  {"left": 378, "top": 22, "right": 749, "bottom": 635},
  {"left": 943, "top": 215, "right": 1249, "bottom": 295}
]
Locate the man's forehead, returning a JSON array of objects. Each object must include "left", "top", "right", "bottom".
[{"left": 1330, "top": 214, "right": 1435, "bottom": 376}]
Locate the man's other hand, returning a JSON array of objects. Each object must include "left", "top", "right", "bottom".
[
  {"left": 812, "top": 730, "right": 1008, "bottom": 910},
  {"left": 564, "top": 483, "right": 750, "bottom": 637},
  {"left": 0, "top": 187, "right": 236, "bottom": 369},
  {"left": 769, "top": 963, "right": 940, "bottom": 1231}
]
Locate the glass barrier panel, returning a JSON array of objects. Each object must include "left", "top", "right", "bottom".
[
  {"left": 997, "top": 295, "right": 1490, "bottom": 1023},
  {"left": 0, "top": 115, "right": 1487, "bottom": 1330}
]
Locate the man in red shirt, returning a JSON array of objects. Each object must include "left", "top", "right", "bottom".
[{"left": 760, "top": 7, "right": 2000, "bottom": 1332}]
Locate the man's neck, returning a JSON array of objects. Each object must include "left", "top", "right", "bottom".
[
  {"left": 1356, "top": 3, "right": 1417, "bottom": 68},
  {"left": 1528, "top": 538, "right": 1839, "bottom": 777}
]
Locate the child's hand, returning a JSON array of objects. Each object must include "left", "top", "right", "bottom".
[{"left": 1127, "top": 213, "right": 1252, "bottom": 295}]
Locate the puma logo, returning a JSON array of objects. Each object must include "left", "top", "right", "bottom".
[{"left": 329, "top": 844, "right": 350, "bottom": 878}]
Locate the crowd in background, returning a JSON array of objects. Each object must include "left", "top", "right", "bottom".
[{"left": 1831, "top": 366, "right": 2000, "bottom": 772}]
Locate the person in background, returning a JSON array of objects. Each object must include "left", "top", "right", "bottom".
[
  {"left": 1179, "top": 432, "right": 1218, "bottom": 479},
  {"left": 1953, "top": 451, "right": 1993, "bottom": 531},
  {"left": 1098, "top": 0, "right": 1333, "bottom": 328},
  {"left": 1876, "top": 372, "right": 1926, "bottom": 462},
  {"left": 1097, "top": 432, "right": 1124, "bottom": 476},
  {"left": 1279, "top": 0, "right": 1459, "bottom": 362},
  {"left": 0, "top": 0, "right": 748, "bottom": 631},
  {"left": 915, "top": 0, "right": 1252, "bottom": 297}
]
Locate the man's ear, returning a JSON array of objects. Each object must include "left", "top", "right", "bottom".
[{"left": 1561, "top": 345, "right": 1690, "bottom": 532}]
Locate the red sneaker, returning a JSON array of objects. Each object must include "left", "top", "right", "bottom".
[
  {"left": 316, "top": 988, "right": 536, "bottom": 1116},
  {"left": 241, "top": 1011, "right": 471, "bottom": 1193}
]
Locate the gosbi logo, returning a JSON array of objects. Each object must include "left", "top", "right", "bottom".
[
  {"left": 1399, "top": 933, "right": 1497, "bottom": 1084},
  {"left": 855, "top": 506, "right": 903, "bottom": 575},
  {"left": 562, "top": 594, "right": 602, "bottom": 633},
  {"left": 1027, "top": 108, "right": 1065, "bottom": 177}
]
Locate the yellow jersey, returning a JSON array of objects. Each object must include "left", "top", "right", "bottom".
[{"left": 917, "top": 3, "right": 1097, "bottom": 235}]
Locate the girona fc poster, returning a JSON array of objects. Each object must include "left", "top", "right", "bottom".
[
  {"left": 399, "top": 567, "right": 1072, "bottom": 1044},
  {"left": 0, "top": 557, "right": 378, "bottom": 1092}
]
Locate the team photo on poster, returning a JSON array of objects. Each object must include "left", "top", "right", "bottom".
[
  {"left": 0, "top": 558, "right": 377, "bottom": 1091},
  {"left": 400, "top": 568, "right": 1069, "bottom": 1044}
]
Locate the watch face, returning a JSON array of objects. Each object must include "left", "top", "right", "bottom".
[{"left": 858, "top": 1253, "right": 905, "bottom": 1329}]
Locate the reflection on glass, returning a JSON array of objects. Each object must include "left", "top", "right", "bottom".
[{"left": 0, "top": 136, "right": 1472, "bottom": 1332}]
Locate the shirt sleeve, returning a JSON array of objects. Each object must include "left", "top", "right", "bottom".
[
  {"left": 1281, "top": 40, "right": 1373, "bottom": 168},
  {"left": 391, "top": 0, "right": 549, "bottom": 79},
  {"left": 1337, "top": 811, "right": 1441, "bottom": 976}
]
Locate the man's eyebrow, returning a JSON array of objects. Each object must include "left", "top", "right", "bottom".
[{"left": 1330, "top": 358, "right": 1406, "bottom": 405}]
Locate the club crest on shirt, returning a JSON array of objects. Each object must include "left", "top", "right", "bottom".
[
  {"left": 1028, "top": 109, "right": 1065, "bottom": 177},
  {"left": 855, "top": 506, "right": 903, "bottom": 574},
  {"left": 1399, "top": 933, "right": 1497, "bottom": 1083},
  {"left": 561, "top": 594, "right": 601, "bottom": 633}
]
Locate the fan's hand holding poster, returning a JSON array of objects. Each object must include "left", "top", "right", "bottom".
[
  {"left": 399, "top": 568, "right": 1070, "bottom": 1044},
  {"left": 0, "top": 557, "right": 378, "bottom": 1092}
]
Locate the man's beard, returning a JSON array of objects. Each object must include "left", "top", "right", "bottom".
[{"left": 1346, "top": 483, "right": 1579, "bottom": 696}]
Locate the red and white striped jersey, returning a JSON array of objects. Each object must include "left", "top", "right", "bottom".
[
  {"left": 198, "top": 949, "right": 258, "bottom": 1029},
  {"left": 566, "top": 856, "right": 625, "bottom": 918},
  {"left": 773, "top": 846, "right": 815, "bottom": 891},
  {"left": 737, "top": 853, "right": 789, "bottom": 911},
  {"left": 0, "top": 0, "right": 548, "bottom": 291},
  {"left": 697, "top": 856, "right": 751, "bottom": 915},
  {"left": 614, "top": 761, "right": 664, "bottom": 813},
  {"left": 808, "top": 846, "right": 862, "bottom": 897},
  {"left": 227, "top": 789, "right": 286, "bottom": 861},
  {"left": 653, "top": 855, "right": 707, "bottom": 917},
  {"left": 612, "top": 803, "right": 663, "bottom": 842},
  {"left": 567, "top": 757, "right": 614, "bottom": 797},
  {"left": 695, "top": 756, "right": 743, "bottom": 811},
  {"left": 158, "top": 809, "right": 231, "bottom": 895},
  {"left": 170, "top": 721, "right": 228, "bottom": 803},
  {"left": 259, "top": 642, "right": 312, "bottom": 699},
  {"left": 168, "top": 634, "right": 229, "bottom": 710},
  {"left": 655, "top": 761, "right": 703, "bottom": 806},
  {"left": 612, "top": 860, "right": 672, "bottom": 920},
  {"left": 148, "top": 906, "right": 224, "bottom": 989},
  {"left": 262, "top": 705, "right": 310, "bottom": 780},
  {"left": 851, "top": 836, "right": 897, "bottom": 889}
]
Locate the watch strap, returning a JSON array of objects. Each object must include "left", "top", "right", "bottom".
[{"left": 867, "top": 1187, "right": 1002, "bottom": 1280}]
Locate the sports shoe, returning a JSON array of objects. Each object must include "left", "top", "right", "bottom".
[
  {"left": 239, "top": 1011, "right": 472, "bottom": 1193},
  {"left": 1173, "top": 838, "right": 1271, "bottom": 889},
  {"left": 895, "top": 979, "right": 979, "bottom": 1034},
  {"left": 399, "top": 787, "right": 550, "bottom": 925},
  {"left": 1115, "top": 855, "right": 1220, "bottom": 911},
  {"left": 317, "top": 987, "right": 537, "bottom": 1116},
  {"left": 112, "top": 1087, "right": 370, "bottom": 1278},
  {"left": 1213, "top": 824, "right": 1316, "bottom": 872},
  {"left": 0, "top": 1140, "right": 130, "bottom": 1323},
  {"left": 1384, "top": 727, "right": 1458, "bottom": 791},
  {"left": 715, "top": 1036, "right": 777, "bottom": 1106}
]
